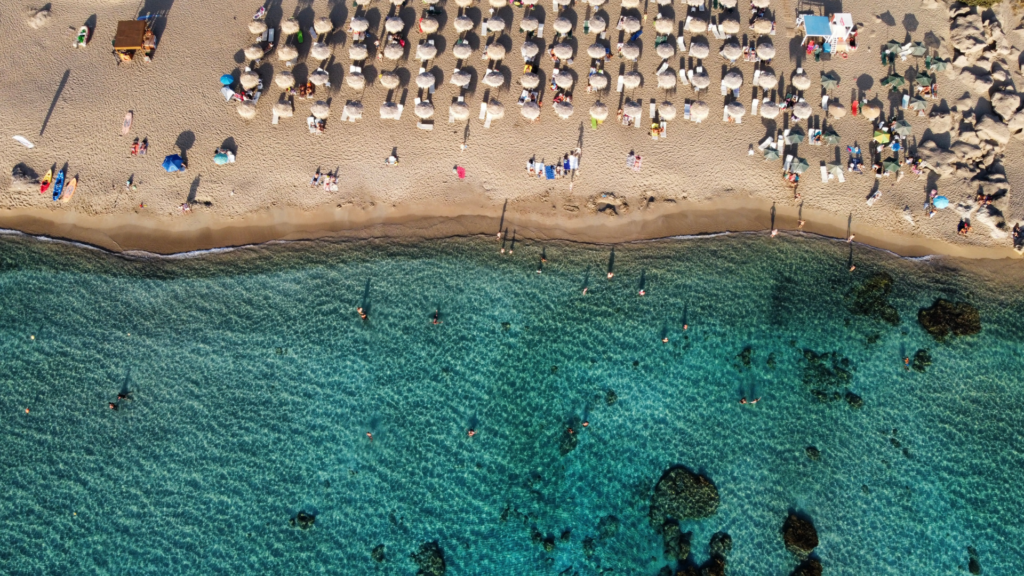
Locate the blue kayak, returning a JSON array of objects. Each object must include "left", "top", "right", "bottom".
[{"left": 52, "top": 170, "right": 65, "bottom": 201}]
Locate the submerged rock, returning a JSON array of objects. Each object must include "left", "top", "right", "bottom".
[
  {"left": 372, "top": 544, "right": 386, "bottom": 562},
  {"left": 582, "top": 536, "right": 596, "bottom": 558},
  {"left": 411, "top": 541, "right": 446, "bottom": 576},
  {"left": 606, "top": 389, "right": 618, "bottom": 406},
  {"left": 661, "top": 520, "right": 692, "bottom": 561},
  {"left": 801, "top": 349, "right": 854, "bottom": 398},
  {"left": 918, "top": 299, "right": 981, "bottom": 340},
  {"left": 791, "top": 557, "right": 823, "bottom": 576},
  {"left": 845, "top": 391, "right": 864, "bottom": 409},
  {"left": 289, "top": 510, "right": 316, "bottom": 530},
  {"left": 709, "top": 532, "right": 733, "bottom": 557},
  {"left": 968, "top": 545, "right": 981, "bottom": 574},
  {"left": 782, "top": 513, "right": 819, "bottom": 557},
  {"left": 701, "top": 554, "right": 727, "bottom": 576},
  {"left": 649, "top": 466, "right": 720, "bottom": 527},
  {"left": 805, "top": 446, "right": 821, "bottom": 460},
  {"left": 849, "top": 272, "right": 901, "bottom": 325},
  {"left": 736, "top": 346, "right": 753, "bottom": 368},
  {"left": 597, "top": 515, "right": 620, "bottom": 540},
  {"left": 912, "top": 349, "right": 932, "bottom": 372}
]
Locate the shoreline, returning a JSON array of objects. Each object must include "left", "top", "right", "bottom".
[{"left": 1, "top": 198, "right": 1020, "bottom": 260}]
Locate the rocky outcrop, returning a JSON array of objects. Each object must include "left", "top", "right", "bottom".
[
  {"left": 372, "top": 544, "right": 386, "bottom": 562},
  {"left": 709, "top": 532, "right": 733, "bottom": 557},
  {"left": 661, "top": 520, "right": 692, "bottom": 561},
  {"left": 918, "top": 299, "right": 981, "bottom": 340},
  {"left": 289, "top": 510, "right": 316, "bottom": 530},
  {"left": 991, "top": 91, "right": 1020, "bottom": 123},
  {"left": 782, "top": 513, "right": 819, "bottom": 557},
  {"left": 411, "top": 541, "right": 446, "bottom": 576},
  {"left": 791, "top": 558, "right": 823, "bottom": 576},
  {"left": 649, "top": 467, "right": 720, "bottom": 526},
  {"left": 848, "top": 272, "right": 900, "bottom": 325}
]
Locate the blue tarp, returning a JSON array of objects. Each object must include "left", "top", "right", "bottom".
[
  {"left": 545, "top": 165, "right": 555, "bottom": 179},
  {"left": 933, "top": 196, "right": 949, "bottom": 209},
  {"left": 162, "top": 154, "right": 184, "bottom": 172},
  {"left": 804, "top": 15, "right": 831, "bottom": 37}
]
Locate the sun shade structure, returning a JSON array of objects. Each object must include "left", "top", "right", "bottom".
[
  {"left": 828, "top": 103, "right": 846, "bottom": 118},
  {"left": 862, "top": 102, "right": 881, "bottom": 119},
  {"left": 417, "top": 43, "right": 438, "bottom": 60},
  {"left": 486, "top": 43, "right": 507, "bottom": 60},
  {"left": 450, "top": 101, "right": 470, "bottom": 120},
  {"left": 622, "top": 71, "right": 642, "bottom": 89},
  {"left": 688, "top": 16, "right": 708, "bottom": 33},
  {"left": 282, "top": 18, "right": 300, "bottom": 35},
  {"left": 589, "top": 73, "right": 609, "bottom": 90},
  {"left": 790, "top": 158, "right": 809, "bottom": 174},
  {"left": 752, "top": 0, "right": 770, "bottom": 7},
  {"left": 722, "top": 19, "right": 740, "bottom": 35},
  {"left": 554, "top": 101, "right": 574, "bottom": 119},
  {"left": 414, "top": 101, "right": 435, "bottom": 118},
  {"left": 554, "top": 71, "right": 574, "bottom": 88},
  {"left": 354, "top": 0, "right": 371, "bottom": 5},
  {"left": 244, "top": 44, "right": 265, "bottom": 61},
  {"left": 720, "top": 0, "right": 738, "bottom": 6},
  {"left": 721, "top": 40, "right": 742, "bottom": 61},
  {"left": 588, "top": 43, "right": 608, "bottom": 59},
  {"left": 764, "top": 148, "right": 780, "bottom": 161},
  {"left": 310, "top": 101, "right": 330, "bottom": 119},
  {"left": 416, "top": 71, "right": 436, "bottom": 88},
  {"left": 791, "top": 71, "right": 811, "bottom": 91},
  {"left": 277, "top": 45, "right": 299, "bottom": 61},
  {"left": 379, "top": 71, "right": 401, "bottom": 89},
  {"left": 622, "top": 0, "right": 640, "bottom": 6},
  {"left": 823, "top": 129, "right": 841, "bottom": 144},
  {"left": 554, "top": 18, "right": 573, "bottom": 34},
  {"left": 759, "top": 100, "right": 780, "bottom": 118},
  {"left": 487, "top": 100, "right": 505, "bottom": 118},
  {"left": 314, "top": 17, "right": 333, "bottom": 35},
  {"left": 240, "top": 70, "right": 260, "bottom": 90},
  {"left": 554, "top": 0, "right": 571, "bottom": 5},
  {"left": 350, "top": 17, "right": 369, "bottom": 32},
  {"left": 756, "top": 41, "right": 775, "bottom": 61},
  {"left": 384, "top": 43, "right": 405, "bottom": 60},
  {"left": 520, "top": 16, "right": 539, "bottom": 32},
  {"left": 757, "top": 70, "right": 777, "bottom": 90},
  {"left": 690, "top": 100, "right": 709, "bottom": 121},
  {"left": 792, "top": 101, "right": 812, "bottom": 119},
  {"left": 657, "top": 71, "right": 676, "bottom": 89},
  {"left": 689, "top": 39, "right": 710, "bottom": 59},
  {"left": 380, "top": 102, "right": 400, "bottom": 119},
  {"left": 909, "top": 95, "right": 928, "bottom": 110},
  {"left": 451, "top": 69, "right": 472, "bottom": 86},
  {"left": 785, "top": 130, "right": 804, "bottom": 145},
  {"left": 419, "top": 17, "right": 439, "bottom": 33},
  {"left": 621, "top": 43, "right": 641, "bottom": 61},
  {"left": 553, "top": 43, "right": 574, "bottom": 60},
  {"left": 655, "top": 18, "right": 674, "bottom": 34},
  {"left": 753, "top": 18, "right": 773, "bottom": 34},
  {"left": 893, "top": 120, "right": 913, "bottom": 136},
  {"left": 621, "top": 101, "right": 640, "bottom": 118},
  {"left": 487, "top": 18, "right": 505, "bottom": 32},
  {"left": 346, "top": 72, "right": 366, "bottom": 89},
  {"left": 162, "top": 154, "right": 185, "bottom": 172},
  {"left": 726, "top": 101, "right": 745, "bottom": 118},
  {"left": 520, "top": 72, "right": 540, "bottom": 88},
  {"left": 454, "top": 0, "right": 473, "bottom": 6},
  {"left": 489, "top": 0, "right": 506, "bottom": 6},
  {"left": 275, "top": 71, "right": 296, "bottom": 89},
  {"left": 237, "top": 100, "right": 257, "bottom": 119},
  {"left": 622, "top": 17, "right": 641, "bottom": 34},
  {"left": 249, "top": 20, "right": 268, "bottom": 35},
  {"left": 687, "top": 0, "right": 704, "bottom": 5},
  {"left": 385, "top": 17, "right": 405, "bottom": 33},
  {"left": 690, "top": 69, "right": 710, "bottom": 89},
  {"left": 588, "top": 0, "right": 607, "bottom": 6},
  {"left": 311, "top": 43, "right": 331, "bottom": 60},
  {"left": 722, "top": 71, "right": 742, "bottom": 89},
  {"left": 521, "top": 41, "right": 540, "bottom": 59},
  {"left": 454, "top": 43, "right": 474, "bottom": 59},
  {"left": 656, "top": 0, "right": 672, "bottom": 4},
  {"left": 657, "top": 42, "right": 675, "bottom": 58},
  {"left": 881, "top": 74, "right": 906, "bottom": 89},
  {"left": 590, "top": 101, "right": 609, "bottom": 120},
  {"left": 483, "top": 70, "right": 505, "bottom": 87},
  {"left": 273, "top": 101, "right": 294, "bottom": 118},
  {"left": 309, "top": 70, "right": 330, "bottom": 86},
  {"left": 455, "top": 16, "right": 475, "bottom": 32},
  {"left": 521, "top": 101, "right": 541, "bottom": 120},
  {"left": 350, "top": 44, "right": 369, "bottom": 60},
  {"left": 820, "top": 71, "right": 839, "bottom": 90},
  {"left": 589, "top": 16, "right": 607, "bottom": 34}
]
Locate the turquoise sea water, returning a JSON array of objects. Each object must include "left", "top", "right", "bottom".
[{"left": 0, "top": 233, "right": 1022, "bottom": 575}]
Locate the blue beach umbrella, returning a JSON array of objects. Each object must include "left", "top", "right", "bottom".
[
  {"left": 220, "top": 73, "right": 234, "bottom": 86},
  {"left": 933, "top": 196, "right": 949, "bottom": 209},
  {"left": 162, "top": 154, "right": 185, "bottom": 173},
  {"left": 213, "top": 152, "right": 231, "bottom": 165}
]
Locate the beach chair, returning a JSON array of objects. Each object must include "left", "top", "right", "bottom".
[
  {"left": 836, "top": 169, "right": 845, "bottom": 183},
  {"left": 723, "top": 107, "right": 729, "bottom": 122},
  {"left": 396, "top": 103, "right": 404, "bottom": 119},
  {"left": 684, "top": 102, "right": 691, "bottom": 120},
  {"left": 272, "top": 112, "right": 279, "bottom": 125},
  {"left": 821, "top": 165, "right": 829, "bottom": 183},
  {"left": 417, "top": 121, "right": 433, "bottom": 130},
  {"left": 686, "top": 69, "right": 694, "bottom": 85},
  {"left": 537, "top": 23, "right": 544, "bottom": 37},
  {"left": 616, "top": 75, "right": 625, "bottom": 93},
  {"left": 221, "top": 86, "right": 236, "bottom": 102},
  {"left": 636, "top": 107, "right": 643, "bottom": 128},
  {"left": 753, "top": 70, "right": 760, "bottom": 86},
  {"left": 649, "top": 102, "right": 657, "bottom": 120},
  {"left": 698, "top": 1, "right": 705, "bottom": 11},
  {"left": 821, "top": 95, "right": 828, "bottom": 110},
  {"left": 901, "top": 94, "right": 910, "bottom": 109},
  {"left": 783, "top": 154, "right": 793, "bottom": 172},
  {"left": 777, "top": 133, "right": 784, "bottom": 150},
  {"left": 733, "top": 87, "right": 740, "bottom": 98},
  {"left": 683, "top": 16, "right": 692, "bottom": 31},
  {"left": 657, "top": 61, "right": 669, "bottom": 75},
  {"left": 751, "top": 98, "right": 758, "bottom": 116},
  {"left": 660, "top": 121, "right": 667, "bottom": 139},
  {"left": 479, "top": 102, "right": 487, "bottom": 120},
  {"left": 678, "top": 36, "right": 687, "bottom": 52},
  {"left": 759, "top": 135, "right": 773, "bottom": 150}
]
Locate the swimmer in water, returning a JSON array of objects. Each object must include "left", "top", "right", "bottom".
[
  {"left": 751, "top": 397, "right": 761, "bottom": 404},
  {"left": 366, "top": 432, "right": 373, "bottom": 442},
  {"left": 582, "top": 421, "right": 589, "bottom": 427},
  {"left": 740, "top": 398, "right": 747, "bottom": 405},
  {"left": 662, "top": 337, "right": 668, "bottom": 343},
  {"left": 683, "top": 324, "right": 689, "bottom": 330},
  {"left": 607, "top": 272, "right": 614, "bottom": 279},
  {"left": 357, "top": 307, "right": 368, "bottom": 320},
  {"left": 468, "top": 429, "right": 476, "bottom": 437},
  {"left": 433, "top": 310, "right": 442, "bottom": 325},
  {"left": 639, "top": 289, "right": 645, "bottom": 296},
  {"left": 582, "top": 287, "right": 588, "bottom": 295},
  {"left": 109, "top": 403, "right": 118, "bottom": 410},
  {"left": 771, "top": 229, "right": 778, "bottom": 238},
  {"left": 798, "top": 220, "right": 806, "bottom": 229}
]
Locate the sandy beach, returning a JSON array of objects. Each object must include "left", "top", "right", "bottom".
[{"left": 2, "top": 0, "right": 1023, "bottom": 257}]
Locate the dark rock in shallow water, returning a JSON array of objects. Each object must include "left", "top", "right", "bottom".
[
  {"left": 782, "top": 513, "right": 819, "bottom": 557},
  {"left": 849, "top": 272, "right": 901, "bottom": 325},
  {"left": 606, "top": 389, "right": 618, "bottom": 406},
  {"left": 560, "top": 529, "right": 572, "bottom": 542},
  {"left": 658, "top": 566, "right": 674, "bottom": 576},
  {"left": 805, "top": 446, "right": 821, "bottom": 460},
  {"left": 559, "top": 425, "right": 579, "bottom": 455},
  {"left": 372, "top": 544, "right": 386, "bottom": 562},
  {"left": 912, "top": 349, "right": 932, "bottom": 372},
  {"left": 597, "top": 515, "right": 620, "bottom": 540},
  {"left": 660, "top": 520, "right": 692, "bottom": 561},
  {"left": 581, "top": 537, "right": 595, "bottom": 558},
  {"left": 968, "top": 546, "right": 981, "bottom": 574},
  {"left": 649, "top": 466, "right": 720, "bottom": 526},
  {"left": 790, "top": 557, "right": 823, "bottom": 576},
  {"left": 701, "top": 554, "right": 727, "bottom": 576},
  {"left": 845, "top": 391, "right": 864, "bottom": 409},
  {"left": 411, "top": 541, "right": 446, "bottom": 576},
  {"left": 541, "top": 534, "right": 556, "bottom": 552},
  {"left": 801, "top": 349, "right": 854, "bottom": 399},
  {"left": 918, "top": 299, "right": 981, "bottom": 340},
  {"left": 289, "top": 510, "right": 316, "bottom": 530},
  {"left": 736, "top": 346, "right": 753, "bottom": 368},
  {"left": 709, "top": 532, "right": 733, "bottom": 558}
]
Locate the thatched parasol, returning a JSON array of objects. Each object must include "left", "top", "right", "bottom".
[
  {"left": 244, "top": 44, "right": 265, "bottom": 61},
  {"left": 240, "top": 70, "right": 261, "bottom": 90},
  {"left": 521, "top": 41, "right": 540, "bottom": 59},
  {"left": 752, "top": 0, "right": 770, "bottom": 7},
  {"left": 722, "top": 71, "right": 743, "bottom": 89},
  {"left": 657, "top": 71, "right": 676, "bottom": 89},
  {"left": 655, "top": 18, "right": 674, "bottom": 35},
  {"left": 757, "top": 70, "right": 777, "bottom": 90},
  {"left": 277, "top": 45, "right": 299, "bottom": 61},
  {"left": 588, "top": 0, "right": 607, "bottom": 6},
  {"left": 417, "top": 43, "right": 438, "bottom": 60},
  {"left": 658, "top": 101, "right": 677, "bottom": 120},
  {"left": 483, "top": 70, "right": 505, "bottom": 87},
  {"left": 451, "top": 70, "right": 472, "bottom": 87},
  {"left": 311, "top": 43, "right": 332, "bottom": 61},
  {"left": 755, "top": 40, "right": 775, "bottom": 61},
  {"left": 380, "top": 102, "right": 400, "bottom": 119},
  {"left": 689, "top": 39, "right": 709, "bottom": 59},
  {"left": 311, "top": 101, "right": 330, "bottom": 119},
  {"left": 414, "top": 101, "right": 435, "bottom": 119},
  {"left": 791, "top": 71, "right": 811, "bottom": 91},
  {"left": 520, "top": 16, "right": 539, "bottom": 32},
  {"left": 282, "top": 18, "right": 300, "bottom": 35},
  {"left": 486, "top": 43, "right": 507, "bottom": 60},
  {"left": 589, "top": 73, "right": 609, "bottom": 90},
  {"left": 314, "top": 17, "right": 333, "bottom": 35},
  {"left": 554, "top": 101, "right": 574, "bottom": 119},
  {"left": 622, "top": 71, "right": 642, "bottom": 89},
  {"left": 622, "top": 17, "right": 641, "bottom": 34},
  {"left": 623, "top": 101, "right": 642, "bottom": 118},
  {"left": 455, "top": 16, "right": 475, "bottom": 33},
  {"left": 350, "top": 17, "right": 369, "bottom": 32},
  {"left": 686, "top": 0, "right": 703, "bottom": 5},
  {"left": 273, "top": 101, "right": 294, "bottom": 118},
  {"left": 688, "top": 16, "right": 708, "bottom": 33},
  {"left": 720, "top": 0, "right": 737, "bottom": 7},
  {"left": 554, "top": 71, "right": 574, "bottom": 88},
  {"left": 454, "top": 0, "right": 473, "bottom": 6},
  {"left": 487, "top": 100, "right": 505, "bottom": 119},
  {"left": 237, "top": 100, "right": 257, "bottom": 119},
  {"left": 622, "top": 0, "right": 640, "bottom": 7},
  {"left": 726, "top": 101, "right": 746, "bottom": 118},
  {"left": 792, "top": 101, "right": 812, "bottom": 119},
  {"left": 690, "top": 69, "right": 710, "bottom": 89},
  {"left": 354, "top": 0, "right": 371, "bottom": 6},
  {"left": 721, "top": 40, "right": 742, "bottom": 61},
  {"left": 553, "top": 43, "right": 574, "bottom": 60},
  {"left": 588, "top": 43, "right": 607, "bottom": 59},
  {"left": 753, "top": 18, "right": 773, "bottom": 34},
  {"left": 345, "top": 44, "right": 366, "bottom": 61},
  {"left": 656, "top": 42, "right": 675, "bottom": 58},
  {"left": 419, "top": 17, "right": 439, "bottom": 34},
  {"left": 385, "top": 17, "right": 405, "bottom": 34},
  {"left": 454, "top": 43, "right": 474, "bottom": 59},
  {"left": 489, "top": 0, "right": 506, "bottom": 6},
  {"left": 553, "top": 18, "right": 573, "bottom": 34},
  {"left": 379, "top": 71, "right": 401, "bottom": 89},
  {"left": 416, "top": 71, "right": 436, "bottom": 88},
  {"left": 656, "top": 0, "right": 672, "bottom": 4},
  {"left": 249, "top": 20, "right": 268, "bottom": 35},
  {"left": 722, "top": 19, "right": 740, "bottom": 35},
  {"left": 384, "top": 43, "right": 404, "bottom": 60},
  {"left": 760, "top": 100, "right": 780, "bottom": 119},
  {"left": 346, "top": 72, "right": 366, "bottom": 89},
  {"left": 828, "top": 103, "right": 846, "bottom": 119},
  {"left": 487, "top": 18, "right": 505, "bottom": 32},
  {"left": 343, "top": 102, "right": 363, "bottom": 120},
  {"left": 520, "top": 72, "right": 540, "bottom": 89},
  {"left": 590, "top": 101, "right": 609, "bottom": 121},
  {"left": 310, "top": 70, "right": 330, "bottom": 86},
  {"left": 690, "top": 100, "right": 709, "bottom": 121},
  {"left": 589, "top": 16, "right": 607, "bottom": 34},
  {"left": 275, "top": 71, "right": 295, "bottom": 89},
  {"left": 554, "top": 0, "right": 571, "bottom": 5},
  {"left": 521, "top": 101, "right": 541, "bottom": 120},
  {"left": 450, "top": 101, "right": 470, "bottom": 120},
  {"left": 621, "top": 43, "right": 641, "bottom": 61},
  {"left": 862, "top": 102, "right": 881, "bottom": 120}
]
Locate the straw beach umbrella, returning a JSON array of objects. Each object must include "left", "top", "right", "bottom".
[
  {"left": 273, "top": 101, "right": 294, "bottom": 118},
  {"left": 553, "top": 43, "right": 574, "bottom": 60},
  {"left": 455, "top": 16, "right": 475, "bottom": 33},
  {"left": 656, "top": 0, "right": 672, "bottom": 4},
  {"left": 589, "top": 16, "right": 607, "bottom": 34},
  {"left": 760, "top": 100, "right": 780, "bottom": 118},
  {"left": 521, "top": 101, "right": 541, "bottom": 120},
  {"left": 487, "top": 18, "right": 505, "bottom": 32},
  {"left": 419, "top": 17, "right": 439, "bottom": 34},
  {"left": 450, "top": 100, "right": 470, "bottom": 120},
  {"left": 554, "top": 0, "right": 571, "bottom": 6},
  {"left": 349, "top": 44, "right": 368, "bottom": 60},
  {"left": 621, "top": 43, "right": 641, "bottom": 61},
  {"left": 244, "top": 44, "right": 265, "bottom": 61},
  {"left": 757, "top": 70, "right": 777, "bottom": 90},
  {"left": 658, "top": 102, "right": 677, "bottom": 121},
  {"left": 554, "top": 101, "right": 574, "bottom": 119},
  {"left": 487, "top": 99, "right": 505, "bottom": 119},
  {"left": 311, "top": 101, "right": 330, "bottom": 119},
  {"left": 690, "top": 69, "right": 710, "bottom": 90},
  {"left": 309, "top": 70, "right": 330, "bottom": 86},
  {"left": 240, "top": 70, "right": 260, "bottom": 90},
  {"left": 417, "top": 43, "right": 438, "bottom": 60},
  {"left": 520, "top": 72, "right": 540, "bottom": 89},
  {"left": 690, "top": 100, "right": 709, "bottom": 121},
  {"left": 311, "top": 43, "right": 332, "bottom": 61},
  {"left": 486, "top": 43, "right": 507, "bottom": 61},
  {"left": 588, "top": 0, "right": 607, "bottom": 6},
  {"left": 755, "top": 41, "right": 775, "bottom": 61},
  {"left": 622, "top": 17, "right": 641, "bottom": 34},
  {"left": 237, "top": 100, "right": 257, "bottom": 119},
  {"left": 554, "top": 18, "right": 573, "bottom": 35},
  {"left": 483, "top": 70, "right": 505, "bottom": 87},
  {"left": 752, "top": 0, "right": 770, "bottom": 7},
  {"left": 588, "top": 43, "right": 608, "bottom": 59},
  {"left": 726, "top": 101, "right": 746, "bottom": 119},
  {"left": 379, "top": 71, "right": 401, "bottom": 89},
  {"left": 451, "top": 69, "right": 472, "bottom": 87},
  {"left": 657, "top": 70, "right": 676, "bottom": 89},
  {"left": 589, "top": 73, "right": 609, "bottom": 90},
  {"left": 416, "top": 71, "right": 436, "bottom": 89},
  {"left": 655, "top": 18, "right": 674, "bottom": 35},
  {"left": 282, "top": 18, "right": 300, "bottom": 35},
  {"left": 722, "top": 71, "right": 742, "bottom": 90},
  {"left": 590, "top": 101, "right": 609, "bottom": 121},
  {"left": 454, "top": 0, "right": 473, "bottom": 6},
  {"left": 687, "top": 0, "right": 703, "bottom": 5},
  {"left": 384, "top": 43, "right": 404, "bottom": 60},
  {"left": 454, "top": 42, "right": 474, "bottom": 59},
  {"left": 622, "top": 71, "right": 642, "bottom": 89},
  {"left": 314, "top": 17, "right": 333, "bottom": 35},
  {"left": 721, "top": 18, "right": 740, "bottom": 35},
  {"left": 343, "top": 102, "right": 363, "bottom": 120},
  {"left": 380, "top": 102, "right": 400, "bottom": 119},
  {"left": 278, "top": 45, "right": 299, "bottom": 61},
  {"left": 688, "top": 16, "right": 708, "bottom": 33},
  {"left": 386, "top": 17, "right": 405, "bottom": 34},
  {"left": 249, "top": 20, "right": 267, "bottom": 35},
  {"left": 623, "top": 101, "right": 642, "bottom": 118},
  {"left": 719, "top": 0, "right": 737, "bottom": 6},
  {"left": 828, "top": 103, "right": 846, "bottom": 119},
  {"left": 554, "top": 71, "right": 574, "bottom": 89},
  {"left": 791, "top": 71, "right": 811, "bottom": 91},
  {"left": 489, "top": 0, "right": 505, "bottom": 6},
  {"left": 414, "top": 101, "right": 434, "bottom": 119},
  {"left": 689, "top": 39, "right": 709, "bottom": 59},
  {"left": 347, "top": 72, "right": 366, "bottom": 89},
  {"left": 657, "top": 42, "right": 675, "bottom": 58},
  {"left": 521, "top": 41, "right": 540, "bottom": 59},
  {"left": 350, "top": 17, "right": 369, "bottom": 32},
  {"left": 753, "top": 18, "right": 773, "bottom": 34},
  {"left": 793, "top": 101, "right": 812, "bottom": 119},
  {"left": 275, "top": 70, "right": 296, "bottom": 89},
  {"left": 622, "top": 0, "right": 640, "bottom": 7},
  {"left": 862, "top": 102, "right": 881, "bottom": 120},
  {"left": 520, "top": 16, "right": 539, "bottom": 32},
  {"left": 721, "top": 40, "right": 742, "bottom": 62}
]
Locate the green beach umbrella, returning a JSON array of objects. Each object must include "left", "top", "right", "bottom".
[
  {"left": 785, "top": 130, "right": 805, "bottom": 145},
  {"left": 873, "top": 130, "right": 891, "bottom": 144},
  {"left": 790, "top": 158, "right": 810, "bottom": 174},
  {"left": 882, "top": 158, "right": 901, "bottom": 173},
  {"left": 908, "top": 42, "right": 928, "bottom": 57},
  {"left": 928, "top": 58, "right": 949, "bottom": 72},
  {"left": 820, "top": 71, "right": 839, "bottom": 90},
  {"left": 882, "top": 74, "right": 905, "bottom": 89},
  {"left": 827, "top": 164, "right": 844, "bottom": 178},
  {"left": 764, "top": 148, "right": 780, "bottom": 161},
  {"left": 893, "top": 120, "right": 913, "bottom": 136},
  {"left": 916, "top": 72, "right": 934, "bottom": 87},
  {"left": 909, "top": 95, "right": 928, "bottom": 110},
  {"left": 884, "top": 40, "right": 902, "bottom": 55},
  {"left": 823, "top": 129, "right": 841, "bottom": 144}
]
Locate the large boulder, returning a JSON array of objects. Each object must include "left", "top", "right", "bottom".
[
  {"left": 782, "top": 513, "right": 819, "bottom": 557},
  {"left": 917, "top": 140, "right": 957, "bottom": 177},
  {"left": 661, "top": 520, "right": 692, "bottom": 561},
  {"left": 1008, "top": 111, "right": 1024, "bottom": 138},
  {"left": 951, "top": 140, "right": 985, "bottom": 161},
  {"left": 929, "top": 111, "right": 954, "bottom": 134},
  {"left": 918, "top": 299, "right": 981, "bottom": 340},
  {"left": 991, "top": 91, "right": 1021, "bottom": 123},
  {"left": 411, "top": 541, "right": 446, "bottom": 576},
  {"left": 975, "top": 204, "right": 1009, "bottom": 239},
  {"left": 791, "top": 558, "right": 824, "bottom": 576},
  {"left": 958, "top": 69, "right": 993, "bottom": 94},
  {"left": 649, "top": 467, "right": 720, "bottom": 527},
  {"left": 709, "top": 532, "right": 733, "bottom": 557},
  {"left": 975, "top": 114, "right": 1011, "bottom": 145},
  {"left": 949, "top": 13, "right": 987, "bottom": 56}
]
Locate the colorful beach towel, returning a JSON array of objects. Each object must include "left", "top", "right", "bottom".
[
  {"left": 545, "top": 165, "right": 555, "bottom": 179},
  {"left": 456, "top": 166, "right": 466, "bottom": 179}
]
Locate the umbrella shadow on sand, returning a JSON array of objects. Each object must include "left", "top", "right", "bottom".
[
  {"left": 187, "top": 175, "right": 201, "bottom": 204},
  {"left": 175, "top": 130, "right": 195, "bottom": 163}
]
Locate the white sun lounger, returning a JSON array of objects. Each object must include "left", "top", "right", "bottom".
[
  {"left": 418, "top": 121, "right": 433, "bottom": 130},
  {"left": 307, "top": 116, "right": 317, "bottom": 133},
  {"left": 677, "top": 36, "right": 687, "bottom": 52},
  {"left": 698, "top": 2, "right": 705, "bottom": 11},
  {"left": 783, "top": 154, "right": 793, "bottom": 172},
  {"left": 479, "top": 102, "right": 488, "bottom": 120},
  {"left": 723, "top": 107, "right": 729, "bottom": 121},
  {"left": 821, "top": 165, "right": 829, "bottom": 183},
  {"left": 537, "top": 23, "right": 544, "bottom": 37},
  {"left": 616, "top": 75, "right": 625, "bottom": 92},
  {"left": 678, "top": 69, "right": 689, "bottom": 85},
  {"left": 683, "top": 16, "right": 692, "bottom": 30},
  {"left": 721, "top": 82, "right": 727, "bottom": 96},
  {"left": 221, "top": 86, "right": 235, "bottom": 102},
  {"left": 684, "top": 102, "right": 691, "bottom": 120},
  {"left": 272, "top": 112, "right": 279, "bottom": 125},
  {"left": 822, "top": 95, "right": 828, "bottom": 110},
  {"left": 635, "top": 107, "right": 643, "bottom": 128},
  {"left": 836, "top": 169, "right": 845, "bottom": 183},
  {"left": 396, "top": 103, "right": 404, "bottom": 119},
  {"left": 759, "top": 136, "right": 773, "bottom": 150},
  {"left": 753, "top": 69, "right": 760, "bottom": 86},
  {"left": 751, "top": 98, "right": 758, "bottom": 116},
  {"left": 650, "top": 102, "right": 657, "bottom": 120},
  {"left": 657, "top": 61, "right": 669, "bottom": 75},
  {"left": 733, "top": 87, "right": 740, "bottom": 98}
]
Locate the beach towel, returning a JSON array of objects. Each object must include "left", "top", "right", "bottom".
[
  {"left": 456, "top": 166, "right": 466, "bottom": 179},
  {"left": 545, "top": 165, "right": 556, "bottom": 179},
  {"left": 633, "top": 155, "right": 642, "bottom": 172},
  {"left": 569, "top": 155, "right": 579, "bottom": 170},
  {"left": 626, "top": 153, "right": 635, "bottom": 169}
]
